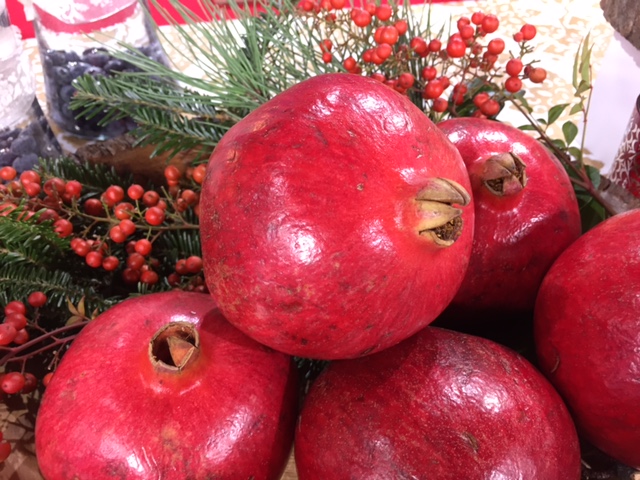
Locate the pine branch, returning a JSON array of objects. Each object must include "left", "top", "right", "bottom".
[
  {"left": 39, "top": 157, "right": 136, "bottom": 193},
  {"left": 0, "top": 209, "right": 68, "bottom": 269},
  {"left": 0, "top": 263, "right": 113, "bottom": 315},
  {"left": 159, "top": 228, "right": 202, "bottom": 260}
]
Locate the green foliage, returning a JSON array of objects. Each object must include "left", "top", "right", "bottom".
[{"left": 40, "top": 157, "right": 135, "bottom": 194}]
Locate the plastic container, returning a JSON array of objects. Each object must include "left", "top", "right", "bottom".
[
  {"left": 31, "top": 0, "right": 168, "bottom": 140},
  {"left": 0, "top": 0, "right": 61, "bottom": 173}
]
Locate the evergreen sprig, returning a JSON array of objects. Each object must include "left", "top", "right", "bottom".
[{"left": 40, "top": 157, "right": 135, "bottom": 194}]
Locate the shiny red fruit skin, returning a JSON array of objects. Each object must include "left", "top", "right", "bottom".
[
  {"left": 295, "top": 327, "right": 581, "bottom": 479},
  {"left": 438, "top": 117, "right": 581, "bottom": 314},
  {"left": 200, "top": 73, "right": 474, "bottom": 360},
  {"left": 35, "top": 291, "right": 298, "bottom": 480},
  {"left": 534, "top": 210, "right": 640, "bottom": 468}
]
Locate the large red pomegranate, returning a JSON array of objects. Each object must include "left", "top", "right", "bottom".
[
  {"left": 200, "top": 73, "right": 474, "bottom": 360},
  {"left": 437, "top": 117, "right": 581, "bottom": 317},
  {"left": 535, "top": 209, "right": 640, "bottom": 468},
  {"left": 295, "top": 327, "right": 581, "bottom": 479},
  {"left": 35, "top": 291, "right": 298, "bottom": 479}
]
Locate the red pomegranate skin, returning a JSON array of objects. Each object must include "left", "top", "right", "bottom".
[
  {"left": 200, "top": 73, "right": 474, "bottom": 360},
  {"left": 534, "top": 209, "right": 640, "bottom": 468},
  {"left": 295, "top": 327, "right": 581, "bottom": 479},
  {"left": 35, "top": 291, "right": 298, "bottom": 480},
  {"left": 437, "top": 117, "right": 581, "bottom": 314}
]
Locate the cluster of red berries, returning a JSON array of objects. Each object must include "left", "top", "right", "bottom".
[
  {"left": 0, "top": 294, "right": 56, "bottom": 464},
  {"left": 0, "top": 162, "right": 208, "bottom": 290},
  {"left": 300, "top": 2, "right": 547, "bottom": 119}
]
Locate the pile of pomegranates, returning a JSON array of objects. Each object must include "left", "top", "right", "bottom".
[{"left": 34, "top": 73, "right": 639, "bottom": 478}]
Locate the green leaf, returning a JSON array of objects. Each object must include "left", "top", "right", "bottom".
[
  {"left": 580, "top": 32, "right": 592, "bottom": 83},
  {"left": 562, "top": 121, "right": 579, "bottom": 145},
  {"left": 548, "top": 104, "right": 569, "bottom": 125},
  {"left": 550, "top": 138, "right": 567, "bottom": 150},
  {"left": 576, "top": 80, "right": 591, "bottom": 95},
  {"left": 536, "top": 118, "right": 548, "bottom": 125},
  {"left": 584, "top": 164, "right": 602, "bottom": 189},
  {"left": 568, "top": 146, "right": 583, "bottom": 162},
  {"left": 569, "top": 102, "right": 584, "bottom": 115},
  {"left": 518, "top": 124, "right": 537, "bottom": 131}
]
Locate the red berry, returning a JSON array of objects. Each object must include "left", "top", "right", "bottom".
[
  {"left": 410, "top": 37, "right": 428, "bottom": 55},
  {"left": 423, "top": 80, "right": 445, "bottom": 100},
  {"left": 114, "top": 202, "right": 135, "bottom": 220},
  {"left": 27, "top": 291, "right": 48, "bottom": 308},
  {"left": 446, "top": 39, "right": 466, "bottom": 58},
  {"left": 175, "top": 259, "right": 190, "bottom": 276},
  {"left": 23, "top": 182, "right": 41, "bottom": 197},
  {"left": 121, "top": 267, "right": 141, "bottom": 284},
  {"left": 351, "top": 9, "right": 372, "bottom": 28},
  {"left": 142, "top": 190, "right": 160, "bottom": 207},
  {"left": 432, "top": 97, "right": 448, "bottom": 113},
  {"left": 470, "top": 11, "right": 485, "bottom": 25},
  {"left": 53, "top": 219, "right": 73, "bottom": 238},
  {"left": 456, "top": 16, "right": 470, "bottom": 30},
  {"left": 520, "top": 24, "right": 537, "bottom": 41},
  {"left": 506, "top": 58, "right": 523, "bottom": 77},
  {"left": 379, "top": 26, "right": 399, "bottom": 45},
  {"left": 109, "top": 225, "right": 127, "bottom": 244},
  {"left": 330, "top": 0, "right": 344, "bottom": 8},
  {"left": 127, "top": 184, "right": 145, "bottom": 201},
  {"left": 528, "top": 67, "right": 547, "bottom": 84},
  {"left": 1, "top": 372, "right": 25, "bottom": 394},
  {"left": 480, "top": 98, "right": 501, "bottom": 116},
  {"left": 4, "top": 301, "right": 26, "bottom": 316},
  {"left": 145, "top": 206, "right": 165, "bottom": 226},
  {"left": 119, "top": 219, "right": 136, "bottom": 237},
  {"left": 73, "top": 239, "right": 91, "bottom": 257},
  {"left": 42, "top": 372, "right": 54, "bottom": 387},
  {"left": 102, "top": 256, "right": 120, "bottom": 272},
  {"left": 505, "top": 76, "right": 523, "bottom": 93},
  {"left": 103, "top": 185, "right": 125, "bottom": 207},
  {"left": 134, "top": 239, "right": 153, "bottom": 256},
  {"left": 192, "top": 164, "right": 207, "bottom": 185},
  {"left": 421, "top": 66, "right": 437, "bottom": 81},
  {"left": 127, "top": 252, "right": 146, "bottom": 270},
  {"left": 343, "top": 56, "right": 357, "bottom": 71},
  {"left": 513, "top": 32, "right": 524, "bottom": 43},
  {"left": 64, "top": 180, "right": 82, "bottom": 199},
  {"left": 5, "top": 313, "right": 27, "bottom": 330},
  {"left": 459, "top": 25, "right": 475, "bottom": 40},
  {"left": 85, "top": 251, "right": 104, "bottom": 268},
  {"left": 0, "top": 166, "right": 16, "bottom": 181},
  {"left": 0, "top": 324, "right": 17, "bottom": 345},
  {"left": 428, "top": 39, "right": 442, "bottom": 52},
  {"left": 397, "top": 73, "right": 415, "bottom": 89},
  {"left": 84, "top": 198, "right": 106, "bottom": 217},
  {"left": 394, "top": 20, "right": 408, "bottom": 36},
  {"left": 21, "top": 373, "right": 37, "bottom": 394},
  {"left": 43, "top": 178, "right": 65, "bottom": 198},
  {"left": 140, "top": 270, "right": 159, "bottom": 285},
  {"left": 185, "top": 256, "right": 204, "bottom": 274},
  {"left": 487, "top": 38, "right": 505, "bottom": 55},
  {"left": 376, "top": 43, "right": 392, "bottom": 60},
  {"left": 375, "top": 4, "right": 391, "bottom": 21},
  {"left": 364, "top": 2, "right": 376, "bottom": 15},
  {"left": 481, "top": 14, "right": 499, "bottom": 34},
  {"left": 164, "top": 165, "right": 181, "bottom": 183},
  {"left": 13, "top": 328, "right": 29, "bottom": 345}
]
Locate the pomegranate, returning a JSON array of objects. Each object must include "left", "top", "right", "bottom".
[
  {"left": 295, "top": 327, "right": 581, "bottom": 479},
  {"left": 437, "top": 117, "right": 581, "bottom": 317},
  {"left": 200, "top": 73, "right": 474, "bottom": 360},
  {"left": 35, "top": 291, "right": 298, "bottom": 479},
  {"left": 534, "top": 209, "right": 640, "bottom": 468}
]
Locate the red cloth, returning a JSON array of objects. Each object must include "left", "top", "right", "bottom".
[{"left": 7, "top": 0, "right": 471, "bottom": 39}]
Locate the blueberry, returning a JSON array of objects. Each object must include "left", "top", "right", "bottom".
[
  {"left": 68, "top": 61, "right": 92, "bottom": 81},
  {"left": 82, "top": 48, "right": 110, "bottom": 68},
  {"left": 0, "top": 128, "right": 20, "bottom": 142},
  {"left": 64, "top": 50, "right": 81, "bottom": 63},
  {"left": 104, "top": 59, "right": 127, "bottom": 73},
  {"left": 45, "top": 50, "right": 67, "bottom": 67},
  {"left": 59, "top": 84, "right": 76, "bottom": 103},
  {"left": 83, "top": 66, "right": 105, "bottom": 77},
  {"left": 52, "top": 66, "right": 72, "bottom": 85},
  {"left": 0, "top": 151, "right": 17, "bottom": 167},
  {"left": 12, "top": 153, "right": 39, "bottom": 174},
  {"left": 10, "top": 135, "right": 38, "bottom": 155}
]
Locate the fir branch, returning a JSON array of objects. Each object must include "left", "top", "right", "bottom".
[
  {"left": 158, "top": 228, "right": 202, "bottom": 260},
  {"left": 0, "top": 264, "right": 113, "bottom": 315},
  {"left": 0, "top": 211, "right": 68, "bottom": 269},
  {"left": 39, "top": 157, "right": 135, "bottom": 194}
]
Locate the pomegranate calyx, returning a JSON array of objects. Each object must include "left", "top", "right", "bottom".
[
  {"left": 482, "top": 153, "right": 527, "bottom": 196},
  {"left": 415, "top": 178, "right": 470, "bottom": 247},
  {"left": 150, "top": 321, "right": 200, "bottom": 372}
]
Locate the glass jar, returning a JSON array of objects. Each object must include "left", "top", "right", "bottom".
[
  {"left": 0, "top": 1, "right": 61, "bottom": 173},
  {"left": 31, "top": 0, "right": 169, "bottom": 140}
]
